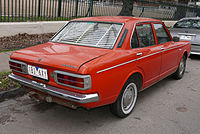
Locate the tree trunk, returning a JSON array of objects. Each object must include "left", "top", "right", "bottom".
[{"left": 118, "top": 0, "right": 134, "bottom": 16}]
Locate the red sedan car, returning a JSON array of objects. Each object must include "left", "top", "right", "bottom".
[{"left": 9, "top": 16, "right": 191, "bottom": 118}]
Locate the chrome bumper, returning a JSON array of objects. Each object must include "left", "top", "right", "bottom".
[
  {"left": 190, "top": 52, "right": 200, "bottom": 55},
  {"left": 191, "top": 44, "right": 200, "bottom": 55},
  {"left": 9, "top": 73, "right": 99, "bottom": 104}
]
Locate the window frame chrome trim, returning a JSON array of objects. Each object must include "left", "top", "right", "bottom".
[
  {"left": 117, "top": 28, "right": 128, "bottom": 48},
  {"left": 50, "top": 22, "right": 69, "bottom": 41},
  {"left": 54, "top": 70, "right": 91, "bottom": 90}
]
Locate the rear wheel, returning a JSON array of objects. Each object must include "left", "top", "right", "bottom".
[
  {"left": 110, "top": 79, "right": 138, "bottom": 118},
  {"left": 172, "top": 55, "right": 186, "bottom": 80}
]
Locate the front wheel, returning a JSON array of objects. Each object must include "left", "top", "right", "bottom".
[
  {"left": 110, "top": 79, "right": 138, "bottom": 118},
  {"left": 172, "top": 55, "right": 186, "bottom": 80}
]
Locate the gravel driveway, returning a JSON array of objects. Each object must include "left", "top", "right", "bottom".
[{"left": 0, "top": 55, "right": 200, "bottom": 134}]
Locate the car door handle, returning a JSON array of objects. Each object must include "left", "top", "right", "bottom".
[
  {"left": 161, "top": 47, "right": 165, "bottom": 50},
  {"left": 137, "top": 52, "right": 143, "bottom": 56}
]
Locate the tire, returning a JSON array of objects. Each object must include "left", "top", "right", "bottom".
[
  {"left": 172, "top": 55, "right": 186, "bottom": 80},
  {"left": 110, "top": 78, "right": 138, "bottom": 118}
]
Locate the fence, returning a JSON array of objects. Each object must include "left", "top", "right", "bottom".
[
  {"left": 138, "top": 0, "right": 200, "bottom": 20},
  {"left": 0, "top": 0, "right": 200, "bottom": 22}
]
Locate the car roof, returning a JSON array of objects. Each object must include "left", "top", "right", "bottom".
[
  {"left": 179, "top": 17, "right": 200, "bottom": 21},
  {"left": 72, "top": 16, "right": 161, "bottom": 24}
]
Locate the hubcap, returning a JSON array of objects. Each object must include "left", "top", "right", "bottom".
[
  {"left": 179, "top": 58, "right": 185, "bottom": 75},
  {"left": 121, "top": 83, "right": 137, "bottom": 114}
]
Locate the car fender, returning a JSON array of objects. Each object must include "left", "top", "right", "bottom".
[
  {"left": 116, "top": 68, "right": 144, "bottom": 99},
  {"left": 178, "top": 47, "right": 189, "bottom": 64}
]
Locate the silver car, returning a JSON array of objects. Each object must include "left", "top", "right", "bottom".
[{"left": 170, "top": 17, "right": 200, "bottom": 55}]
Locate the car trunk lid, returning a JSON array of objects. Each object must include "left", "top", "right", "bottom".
[
  {"left": 169, "top": 28, "right": 200, "bottom": 44},
  {"left": 10, "top": 42, "right": 111, "bottom": 73}
]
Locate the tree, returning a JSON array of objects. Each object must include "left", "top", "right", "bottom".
[{"left": 118, "top": 0, "right": 135, "bottom": 16}]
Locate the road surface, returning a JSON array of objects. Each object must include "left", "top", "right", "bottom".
[{"left": 0, "top": 55, "right": 200, "bottom": 134}]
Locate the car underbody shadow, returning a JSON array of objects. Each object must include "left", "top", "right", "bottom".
[{"left": 189, "top": 54, "right": 200, "bottom": 60}]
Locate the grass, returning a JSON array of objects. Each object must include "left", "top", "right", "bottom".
[
  {"left": 0, "top": 71, "right": 20, "bottom": 91},
  {"left": 0, "top": 49, "right": 19, "bottom": 53},
  {"left": 0, "top": 16, "right": 83, "bottom": 22}
]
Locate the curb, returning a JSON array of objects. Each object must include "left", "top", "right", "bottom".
[
  {"left": 0, "top": 21, "right": 67, "bottom": 37},
  {"left": 0, "top": 21, "right": 176, "bottom": 37},
  {"left": 0, "top": 87, "right": 30, "bottom": 102}
]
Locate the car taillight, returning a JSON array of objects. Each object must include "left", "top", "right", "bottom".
[
  {"left": 54, "top": 71, "right": 91, "bottom": 90},
  {"left": 9, "top": 59, "right": 27, "bottom": 74}
]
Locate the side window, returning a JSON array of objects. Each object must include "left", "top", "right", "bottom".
[
  {"left": 136, "top": 24, "right": 155, "bottom": 47},
  {"left": 131, "top": 30, "right": 140, "bottom": 48},
  {"left": 153, "top": 24, "right": 171, "bottom": 44}
]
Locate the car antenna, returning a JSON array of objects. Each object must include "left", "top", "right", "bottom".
[{"left": 139, "top": 7, "right": 145, "bottom": 17}]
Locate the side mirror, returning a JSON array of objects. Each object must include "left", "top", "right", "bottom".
[{"left": 173, "top": 37, "right": 180, "bottom": 42}]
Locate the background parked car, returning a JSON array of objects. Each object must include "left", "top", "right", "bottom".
[{"left": 169, "top": 17, "right": 200, "bottom": 55}]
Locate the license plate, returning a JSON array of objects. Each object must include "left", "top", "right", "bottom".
[
  {"left": 180, "top": 35, "right": 192, "bottom": 41},
  {"left": 28, "top": 65, "right": 48, "bottom": 80}
]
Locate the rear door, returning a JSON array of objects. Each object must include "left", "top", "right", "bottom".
[
  {"left": 134, "top": 23, "right": 162, "bottom": 89},
  {"left": 152, "top": 23, "right": 178, "bottom": 78}
]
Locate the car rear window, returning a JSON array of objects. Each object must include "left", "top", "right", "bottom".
[{"left": 51, "top": 21, "right": 123, "bottom": 49}]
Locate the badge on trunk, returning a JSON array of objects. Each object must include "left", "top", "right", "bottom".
[{"left": 38, "top": 58, "right": 42, "bottom": 62}]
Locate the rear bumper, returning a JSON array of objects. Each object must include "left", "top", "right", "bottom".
[
  {"left": 190, "top": 52, "right": 200, "bottom": 55},
  {"left": 9, "top": 73, "right": 99, "bottom": 104},
  {"left": 191, "top": 44, "right": 200, "bottom": 55}
]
